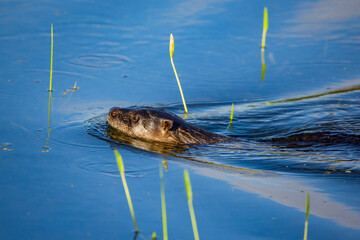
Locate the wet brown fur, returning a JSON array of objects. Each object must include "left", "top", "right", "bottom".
[{"left": 107, "top": 107, "right": 233, "bottom": 145}]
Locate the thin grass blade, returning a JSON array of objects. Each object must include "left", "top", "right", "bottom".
[
  {"left": 184, "top": 169, "right": 199, "bottom": 240},
  {"left": 261, "top": 7, "right": 268, "bottom": 48},
  {"left": 43, "top": 24, "right": 54, "bottom": 153},
  {"left": 230, "top": 103, "right": 234, "bottom": 123},
  {"left": 303, "top": 193, "right": 310, "bottom": 240},
  {"left": 114, "top": 149, "right": 139, "bottom": 233},
  {"left": 48, "top": 23, "right": 54, "bottom": 126},
  {"left": 49, "top": 23, "right": 53, "bottom": 92},
  {"left": 159, "top": 164, "right": 168, "bottom": 240}
]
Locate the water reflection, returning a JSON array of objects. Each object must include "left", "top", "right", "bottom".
[
  {"left": 261, "top": 48, "right": 266, "bottom": 81},
  {"left": 104, "top": 124, "right": 262, "bottom": 173},
  {"left": 283, "top": 0, "right": 360, "bottom": 41},
  {"left": 42, "top": 87, "right": 53, "bottom": 153},
  {"left": 161, "top": 0, "right": 233, "bottom": 25},
  {"left": 106, "top": 127, "right": 190, "bottom": 156},
  {"left": 193, "top": 166, "right": 360, "bottom": 229}
]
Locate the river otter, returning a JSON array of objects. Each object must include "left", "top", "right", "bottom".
[
  {"left": 107, "top": 107, "right": 233, "bottom": 145},
  {"left": 107, "top": 107, "right": 360, "bottom": 147}
]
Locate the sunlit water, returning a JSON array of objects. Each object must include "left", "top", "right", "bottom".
[{"left": 1, "top": 0, "right": 360, "bottom": 239}]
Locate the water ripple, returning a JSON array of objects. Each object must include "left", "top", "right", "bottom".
[{"left": 68, "top": 53, "right": 130, "bottom": 69}]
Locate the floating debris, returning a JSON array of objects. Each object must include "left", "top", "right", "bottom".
[
  {"left": 2, "top": 147, "right": 14, "bottom": 151},
  {"left": 62, "top": 81, "right": 80, "bottom": 95},
  {"left": 2, "top": 143, "right": 13, "bottom": 151}
]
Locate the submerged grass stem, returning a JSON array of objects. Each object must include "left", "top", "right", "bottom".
[
  {"left": 114, "top": 149, "right": 139, "bottom": 233},
  {"left": 303, "top": 193, "right": 310, "bottom": 240},
  {"left": 184, "top": 169, "right": 199, "bottom": 240},
  {"left": 261, "top": 48, "right": 266, "bottom": 81},
  {"left": 170, "top": 33, "right": 188, "bottom": 114},
  {"left": 159, "top": 164, "right": 168, "bottom": 240}
]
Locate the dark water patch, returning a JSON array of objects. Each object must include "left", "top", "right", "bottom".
[
  {"left": 264, "top": 132, "right": 360, "bottom": 147},
  {"left": 182, "top": 142, "right": 360, "bottom": 175}
]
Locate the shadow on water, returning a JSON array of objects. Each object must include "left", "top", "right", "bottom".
[
  {"left": 190, "top": 165, "right": 360, "bottom": 230},
  {"left": 84, "top": 118, "right": 261, "bottom": 173}
]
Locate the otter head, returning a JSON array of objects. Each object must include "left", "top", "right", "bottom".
[{"left": 107, "top": 107, "right": 184, "bottom": 144}]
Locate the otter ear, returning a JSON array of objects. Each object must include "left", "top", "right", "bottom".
[
  {"left": 161, "top": 119, "right": 173, "bottom": 131},
  {"left": 131, "top": 114, "right": 139, "bottom": 123}
]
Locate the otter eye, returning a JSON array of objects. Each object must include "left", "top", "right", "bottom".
[
  {"left": 131, "top": 114, "right": 139, "bottom": 123},
  {"left": 111, "top": 112, "right": 117, "bottom": 117}
]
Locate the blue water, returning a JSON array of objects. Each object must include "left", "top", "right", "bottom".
[{"left": 1, "top": 0, "right": 360, "bottom": 239}]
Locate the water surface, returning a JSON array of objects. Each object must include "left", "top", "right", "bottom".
[{"left": 1, "top": 0, "right": 360, "bottom": 239}]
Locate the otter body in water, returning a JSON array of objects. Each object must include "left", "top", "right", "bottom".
[
  {"left": 107, "top": 106, "right": 360, "bottom": 147},
  {"left": 107, "top": 107, "right": 233, "bottom": 145}
]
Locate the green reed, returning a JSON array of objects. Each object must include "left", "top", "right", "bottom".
[
  {"left": 159, "top": 164, "right": 168, "bottom": 240},
  {"left": 49, "top": 23, "right": 53, "bottom": 92},
  {"left": 261, "top": 7, "right": 268, "bottom": 49},
  {"left": 303, "top": 193, "right": 310, "bottom": 240},
  {"left": 226, "top": 103, "right": 234, "bottom": 132},
  {"left": 43, "top": 24, "right": 54, "bottom": 153},
  {"left": 114, "top": 149, "right": 139, "bottom": 233},
  {"left": 170, "top": 33, "right": 188, "bottom": 114},
  {"left": 48, "top": 23, "right": 54, "bottom": 125},
  {"left": 184, "top": 169, "right": 199, "bottom": 240},
  {"left": 230, "top": 103, "right": 234, "bottom": 124}
]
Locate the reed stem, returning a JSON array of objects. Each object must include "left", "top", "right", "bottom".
[
  {"left": 184, "top": 169, "right": 199, "bottom": 240},
  {"left": 261, "top": 7, "right": 268, "bottom": 48},
  {"left": 49, "top": 23, "right": 53, "bottom": 92},
  {"left": 159, "top": 164, "right": 168, "bottom": 240},
  {"left": 170, "top": 33, "right": 188, "bottom": 113},
  {"left": 230, "top": 103, "right": 234, "bottom": 124},
  {"left": 114, "top": 149, "right": 139, "bottom": 233},
  {"left": 303, "top": 193, "right": 310, "bottom": 240},
  {"left": 48, "top": 23, "right": 53, "bottom": 127}
]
